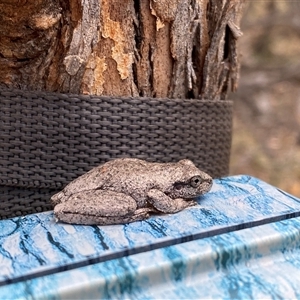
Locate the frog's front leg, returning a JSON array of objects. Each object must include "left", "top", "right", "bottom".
[
  {"left": 147, "top": 189, "right": 197, "bottom": 214},
  {"left": 53, "top": 190, "right": 151, "bottom": 225}
]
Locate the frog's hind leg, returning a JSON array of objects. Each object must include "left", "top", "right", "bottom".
[
  {"left": 94, "top": 208, "right": 152, "bottom": 225},
  {"left": 53, "top": 189, "right": 151, "bottom": 225}
]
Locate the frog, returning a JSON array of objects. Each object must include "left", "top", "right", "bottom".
[{"left": 51, "top": 158, "right": 213, "bottom": 225}]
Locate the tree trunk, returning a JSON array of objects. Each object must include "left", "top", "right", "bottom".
[{"left": 0, "top": 0, "right": 244, "bottom": 100}]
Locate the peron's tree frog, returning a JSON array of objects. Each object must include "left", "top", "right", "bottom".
[{"left": 51, "top": 158, "right": 213, "bottom": 225}]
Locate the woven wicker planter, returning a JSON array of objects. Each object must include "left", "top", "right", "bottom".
[{"left": 0, "top": 89, "right": 232, "bottom": 219}]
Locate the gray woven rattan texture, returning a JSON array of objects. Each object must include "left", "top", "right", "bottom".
[{"left": 0, "top": 88, "right": 232, "bottom": 219}]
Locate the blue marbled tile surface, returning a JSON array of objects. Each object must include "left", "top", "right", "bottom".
[
  {"left": 1, "top": 175, "right": 300, "bottom": 298},
  {"left": 1, "top": 215, "right": 300, "bottom": 299}
]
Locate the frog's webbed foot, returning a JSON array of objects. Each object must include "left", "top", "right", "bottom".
[
  {"left": 51, "top": 191, "right": 66, "bottom": 206},
  {"left": 53, "top": 190, "right": 151, "bottom": 225},
  {"left": 147, "top": 189, "right": 197, "bottom": 214}
]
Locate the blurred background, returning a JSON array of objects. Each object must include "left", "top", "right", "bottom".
[{"left": 229, "top": 1, "right": 300, "bottom": 196}]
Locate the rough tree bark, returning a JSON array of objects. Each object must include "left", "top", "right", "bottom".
[{"left": 0, "top": 0, "right": 244, "bottom": 100}]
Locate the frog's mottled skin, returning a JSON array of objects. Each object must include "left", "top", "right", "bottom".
[{"left": 51, "top": 158, "right": 213, "bottom": 225}]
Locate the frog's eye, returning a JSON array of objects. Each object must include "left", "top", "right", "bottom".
[{"left": 190, "top": 176, "right": 203, "bottom": 188}]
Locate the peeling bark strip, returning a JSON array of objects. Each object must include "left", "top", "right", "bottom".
[{"left": 0, "top": 0, "right": 245, "bottom": 99}]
